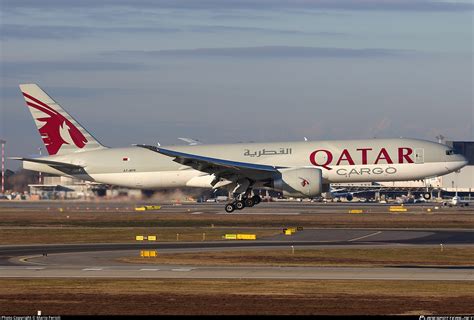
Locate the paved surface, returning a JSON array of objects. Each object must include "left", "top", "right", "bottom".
[
  {"left": 1, "top": 227, "right": 472, "bottom": 260},
  {"left": 1, "top": 264, "right": 472, "bottom": 280},
  {"left": 1, "top": 227, "right": 472, "bottom": 280}
]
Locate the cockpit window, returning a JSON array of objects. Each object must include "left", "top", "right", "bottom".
[{"left": 446, "top": 149, "right": 459, "bottom": 155}]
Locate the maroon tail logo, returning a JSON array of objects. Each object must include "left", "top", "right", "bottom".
[{"left": 23, "top": 92, "right": 88, "bottom": 155}]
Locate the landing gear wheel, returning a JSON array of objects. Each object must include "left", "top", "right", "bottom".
[
  {"left": 244, "top": 198, "right": 255, "bottom": 207},
  {"left": 423, "top": 193, "right": 431, "bottom": 200},
  {"left": 235, "top": 200, "right": 245, "bottom": 210},
  {"left": 225, "top": 203, "right": 235, "bottom": 213},
  {"left": 252, "top": 195, "right": 261, "bottom": 205}
]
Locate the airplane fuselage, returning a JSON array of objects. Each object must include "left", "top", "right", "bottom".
[{"left": 24, "top": 138, "right": 467, "bottom": 190}]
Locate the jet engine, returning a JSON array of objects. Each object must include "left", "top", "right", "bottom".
[{"left": 272, "top": 168, "right": 322, "bottom": 198}]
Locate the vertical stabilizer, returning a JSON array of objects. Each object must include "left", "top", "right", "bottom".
[{"left": 19, "top": 84, "right": 106, "bottom": 155}]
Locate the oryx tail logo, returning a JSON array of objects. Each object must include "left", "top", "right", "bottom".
[
  {"left": 23, "top": 92, "right": 88, "bottom": 155},
  {"left": 299, "top": 177, "right": 310, "bottom": 187}
]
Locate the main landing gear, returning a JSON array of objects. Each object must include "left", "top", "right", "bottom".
[
  {"left": 224, "top": 178, "right": 262, "bottom": 213},
  {"left": 225, "top": 195, "right": 262, "bottom": 213}
]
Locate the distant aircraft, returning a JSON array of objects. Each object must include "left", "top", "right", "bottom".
[
  {"left": 178, "top": 137, "right": 202, "bottom": 146},
  {"left": 13, "top": 84, "right": 468, "bottom": 212},
  {"left": 324, "top": 187, "right": 374, "bottom": 202},
  {"left": 444, "top": 192, "right": 470, "bottom": 207}
]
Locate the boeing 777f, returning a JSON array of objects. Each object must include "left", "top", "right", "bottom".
[{"left": 13, "top": 84, "right": 468, "bottom": 212}]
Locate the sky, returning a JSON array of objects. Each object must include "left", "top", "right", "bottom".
[{"left": 0, "top": 0, "right": 473, "bottom": 169}]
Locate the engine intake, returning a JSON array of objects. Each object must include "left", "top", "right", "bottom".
[{"left": 273, "top": 167, "right": 322, "bottom": 198}]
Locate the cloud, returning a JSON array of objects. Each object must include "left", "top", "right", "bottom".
[
  {"left": 0, "top": 23, "right": 347, "bottom": 41},
  {"left": 0, "top": 24, "right": 182, "bottom": 40},
  {"left": 109, "top": 46, "right": 412, "bottom": 59},
  {"left": 0, "top": 25, "right": 88, "bottom": 40},
  {"left": 3, "top": 0, "right": 473, "bottom": 11},
  {"left": 1, "top": 61, "right": 145, "bottom": 77},
  {"left": 0, "top": 86, "right": 138, "bottom": 101},
  {"left": 187, "top": 25, "right": 346, "bottom": 36}
]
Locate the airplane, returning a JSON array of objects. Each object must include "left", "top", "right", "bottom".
[
  {"left": 12, "top": 84, "right": 468, "bottom": 212},
  {"left": 323, "top": 187, "right": 374, "bottom": 202},
  {"left": 443, "top": 192, "right": 470, "bottom": 207}
]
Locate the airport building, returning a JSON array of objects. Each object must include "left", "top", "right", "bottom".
[
  {"left": 439, "top": 141, "right": 474, "bottom": 192},
  {"left": 28, "top": 175, "right": 147, "bottom": 199},
  {"left": 28, "top": 176, "right": 98, "bottom": 199}
]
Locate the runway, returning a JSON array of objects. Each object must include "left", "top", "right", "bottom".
[
  {"left": 1, "top": 264, "right": 472, "bottom": 281},
  {"left": 1, "top": 227, "right": 473, "bottom": 280}
]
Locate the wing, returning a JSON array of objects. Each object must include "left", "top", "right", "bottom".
[{"left": 137, "top": 145, "right": 281, "bottom": 181}]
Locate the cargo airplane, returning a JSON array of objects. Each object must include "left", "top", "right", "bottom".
[{"left": 13, "top": 84, "right": 468, "bottom": 212}]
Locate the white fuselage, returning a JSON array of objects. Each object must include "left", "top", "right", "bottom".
[{"left": 23, "top": 138, "right": 467, "bottom": 191}]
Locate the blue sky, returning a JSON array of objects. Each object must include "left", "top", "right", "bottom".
[{"left": 0, "top": 0, "right": 472, "bottom": 168}]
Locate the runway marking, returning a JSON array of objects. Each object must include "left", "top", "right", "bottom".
[
  {"left": 217, "top": 212, "right": 301, "bottom": 215},
  {"left": 171, "top": 268, "right": 192, "bottom": 272},
  {"left": 348, "top": 231, "right": 382, "bottom": 242},
  {"left": 140, "top": 268, "right": 159, "bottom": 271},
  {"left": 18, "top": 255, "right": 49, "bottom": 266},
  {"left": 82, "top": 268, "right": 103, "bottom": 271}
]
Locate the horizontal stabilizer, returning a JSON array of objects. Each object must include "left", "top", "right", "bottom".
[{"left": 9, "top": 157, "right": 84, "bottom": 170}]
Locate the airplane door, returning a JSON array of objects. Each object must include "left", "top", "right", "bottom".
[{"left": 415, "top": 148, "right": 424, "bottom": 164}]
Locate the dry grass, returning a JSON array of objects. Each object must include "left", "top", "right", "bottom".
[
  {"left": 1, "top": 278, "right": 472, "bottom": 297},
  {"left": 0, "top": 227, "right": 279, "bottom": 244},
  {"left": 120, "top": 247, "right": 474, "bottom": 267},
  {"left": 0, "top": 208, "right": 473, "bottom": 229},
  {"left": 0, "top": 279, "right": 472, "bottom": 315}
]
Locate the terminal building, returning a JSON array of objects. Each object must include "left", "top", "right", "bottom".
[
  {"left": 28, "top": 176, "right": 99, "bottom": 199},
  {"left": 28, "top": 175, "right": 146, "bottom": 199},
  {"left": 439, "top": 141, "right": 474, "bottom": 192}
]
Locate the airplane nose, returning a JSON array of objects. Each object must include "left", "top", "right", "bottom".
[
  {"left": 445, "top": 154, "right": 468, "bottom": 173},
  {"left": 456, "top": 155, "right": 468, "bottom": 170}
]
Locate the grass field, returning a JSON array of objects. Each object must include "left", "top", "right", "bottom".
[
  {"left": 0, "top": 227, "right": 278, "bottom": 244},
  {"left": 0, "top": 208, "right": 473, "bottom": 229},
  {"left": 0, "top": 279, "right": 472, "bottom": 315},
  {"left": 120, "top": 247, "right": 474, "bottom": 267}
]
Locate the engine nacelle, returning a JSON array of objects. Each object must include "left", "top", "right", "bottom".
[{"left": 273, "top": 167, "right": 322, "bottom": 198}]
